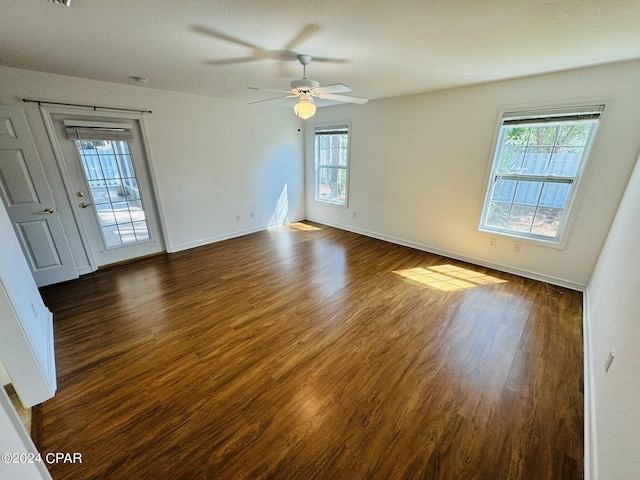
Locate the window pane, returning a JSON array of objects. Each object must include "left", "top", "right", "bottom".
[
  {"left": 486, "top": 202, "right": 510, "bottom": 229},
  {"left": 96, "top": 204, "right": 116, "bottom": 226},
  {"left": 112, "top": 202, "right": 132, "bottom": 223},
  {"left": 528, "top": 125, "right": 557, "bottom": 146},
  {"left": 107, "top": 185, "right": 123, "bottom": 202},
  {"left": 318, "top": 167, "right": 346, "bottom": 203},
  {"left": 513, "top": 180, "right": 542, "bottom": 206},
  {"left": 548, "top": 147, "right": 583, "bottom": 176},
  {"left": 90, "top": 185, "right": 110, "bottom": 203},
  {"left": 557, "top": 122, "right": 594, "bottom": 146},
  {"left": 122, "top": 178, "right": 140, "bottom": 200},
  {"left": 503, "top": 126, "right": 530, "bottom": 145},
  {"left": 491, "top": 179, "right": 516, "bottom": 202},
  {"left": 102, "top": 225, "right": 122, "bottom": 248},
  {"left": 497, "top": 146, "right": 525, "bottom": 173},
  {"left": 507, "top": 205, "right": 536, "bottom": 232},
  {"left": 133, "top": 221, "right": 149, "bottom": 241},
  {"left": 118, "top": 222, "right": 137, "bottom": 244},
  {"left": 538, "top": 182, "right": 570, "bottom": 208},
  {"left": 532, "top": 207, "right": 563, "bottom": 237},
  {"left": 317, "top": 134, "right": 348, "bottom": 167},
  {"left": 522, "top": 147, "right": 552, "bottom": 174}
]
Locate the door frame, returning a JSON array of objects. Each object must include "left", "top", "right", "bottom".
[{"left": 40, "top": 106, "right": 169, "bottom": 272}]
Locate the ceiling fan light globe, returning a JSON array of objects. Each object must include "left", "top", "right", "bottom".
[{"left": 294, "top": 97, "right": 316, "bottom": 119}]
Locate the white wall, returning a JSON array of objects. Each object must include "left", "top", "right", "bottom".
[
  {"left": 0, "top": 388, "right": 52, "bottom": 480},
  {"left": 305, "top": 59, "right": 640, "bottom": 288},
  {"left": 0, "top": 66, "right": 304, "bottom": 257},
  {"left": 0, "top": 201, "right": 56, "bottom": 407},
  {"left": 584, "top": 150, "right": 640, "bottom": 479}
]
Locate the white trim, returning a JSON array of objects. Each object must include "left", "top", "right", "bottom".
[
  {"left": 583, "top": 286, "right": 597, "bottom": 480},
  {"left": 307, "top": 216, "right": 586, "bottom": 290},
  {"left": 136, "top": 116, "right": 172, "bottom": 256},
  {"left": 167, "top": 217, "right": 305, "bottom": 253},
  {"left": 43, "top": 308, "right": 56, "bottom": 396}
]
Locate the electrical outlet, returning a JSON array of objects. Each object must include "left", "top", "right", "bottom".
[
  {"left": 488, "top": 238, "right": 496, "bottom": 248},
  {"left": 513, "top": 243, "right": 521, "bottom": 253},
  {"left": 250, "top": 212, "right": 255, "bottom": 219},
  {"left": 605, "top": 350, "right": 615, "bottom": 372},
  {"left": 235, "top": 215, "right": 241, "bottom": 222},
  {"left": 352, "top": 212, "right": 358, "bottom": 219}
]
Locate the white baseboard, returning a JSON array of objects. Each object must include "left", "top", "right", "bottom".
[
  {"left": 582, "top": 287, "right": 597, "bottom": 480},
  {"left": 305, "top": 216, "right": 586, "bottom": 291},
  {"left": 167, "top": 218, "right": 306, "bottom": 253}
]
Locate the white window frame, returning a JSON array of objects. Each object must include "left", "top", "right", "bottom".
[
  {"left": 479, "top": 105, "right": 604, "bottom": 245},
  {"left": 314, "top": 125, "right": 350, "bottom": 206}
]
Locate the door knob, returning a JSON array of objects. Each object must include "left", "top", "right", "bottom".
[
  {"left": 35, "top": 207, "right": 54, "bottom": 214},
  {"left": 79, "top": 202, "right": 93, "bottom": 209},
  {"left": 76, "top": 191, "right": 84, "bottom": 197}
]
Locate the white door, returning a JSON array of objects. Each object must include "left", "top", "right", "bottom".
[
  {"left": 47, "top": 112, "right": 163, "bottom": 267},
  {"left": 0, "top": 106, "right": 78, "bottom": 286}
]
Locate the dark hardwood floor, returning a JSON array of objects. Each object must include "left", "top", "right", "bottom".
[{"left": 39, "top": 222, "right": 584, "bottom": 479}]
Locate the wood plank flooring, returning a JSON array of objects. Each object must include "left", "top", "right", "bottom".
[{"left": 39, "top": 222, "right": 584, "bottom": 479}]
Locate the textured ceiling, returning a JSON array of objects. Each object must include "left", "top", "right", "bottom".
[{"left": 2, "top": 0, "right": 640, "bottom": 107}]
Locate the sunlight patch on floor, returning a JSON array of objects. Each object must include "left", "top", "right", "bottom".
[
  {"left": 393, "top": 264, "right": 507, "bottom": 291},
  {"left": 269, "top": 222, "right": 322, "bottom": 232}
]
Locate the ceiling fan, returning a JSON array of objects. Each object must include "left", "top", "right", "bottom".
[
  {"left": 248, "top": 54, "right": 368, "bottom": 119},
  {"left": 192, "top": 24, "right": 348, "bottom": 77}
]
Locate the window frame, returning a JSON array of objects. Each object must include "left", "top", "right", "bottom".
[
  {"left": 479, "top": 105, "right": 604, "bottom": 246},
  {"left": 314, "top": 124, "right": 351, "bottom": 207}
]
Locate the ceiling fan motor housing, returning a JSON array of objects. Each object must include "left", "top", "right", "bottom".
[{"left": 291, "top": 78, "right": 320, "bottom": 93}]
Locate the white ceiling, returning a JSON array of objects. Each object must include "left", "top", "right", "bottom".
[{"left": 2, "top": 0, "right": 640, "bottom": 107}]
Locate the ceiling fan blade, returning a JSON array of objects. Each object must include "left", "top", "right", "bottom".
[
  {"left": 310, "top": 57, "right": 350, "bottom": 64},
  {"left": 318, "top": 93, "right": 369, "bottom": 104},
  {"left": 192, "top": 25, "right": 263, "bottom": 51},
  {"left": 247, "top": 94, "right": 299, "bottom": 105},
  {"left": 313, "top": 83, "right": 352, "bottom": 95},
  {"left": 247, "top": 96, "right": 289, "bottom": 105},
  {"left": 207, "top": 56, "right": 260, "bottom": 66},
  {"left": 247, "top": 87, "right": 293, "bottom": 94},
  {"left": 285, "top": 24, "right": 321, "bottom": 50}
]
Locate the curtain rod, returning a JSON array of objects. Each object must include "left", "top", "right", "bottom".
[{"left": 22, "top": 98, "right": 152, "bottom": 114}]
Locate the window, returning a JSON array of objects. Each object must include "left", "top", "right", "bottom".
[
  {"left": 74, "top": 139, "right": 150, "bottom": 248},
  {"left": 479, "top": 105, "right": 603, "bottom": 244},
  {"left": 66, "top": 123, "right": 150, "bottom": 248},
  {"left": 315, "top": 125, "right": 349, "bottom": 205}
]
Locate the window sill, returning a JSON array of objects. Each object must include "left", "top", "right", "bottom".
[{"left": 315, "top": 198, "right": 348, "bottom": 208}]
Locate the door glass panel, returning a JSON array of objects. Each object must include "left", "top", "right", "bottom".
[{"left": 74, "top": 139, "right": 150, "bottom": 248}]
